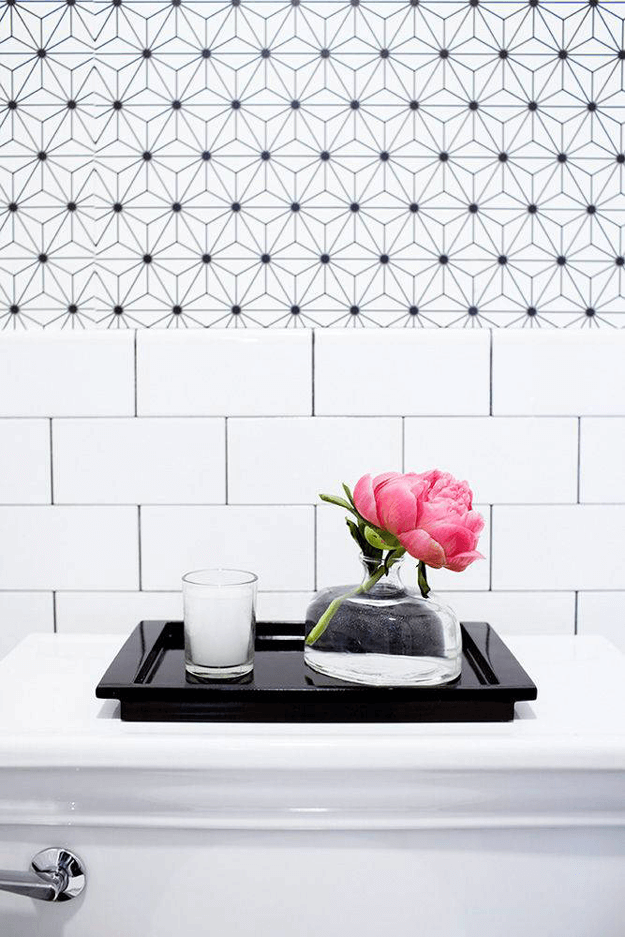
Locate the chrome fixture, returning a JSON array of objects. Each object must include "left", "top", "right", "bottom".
[{"left": 0, "top": 848, "right": 85, "bottom": 901}]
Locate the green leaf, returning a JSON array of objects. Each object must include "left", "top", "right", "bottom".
[
  {"left": 342, "top": 483, "right": 356, "bottom": 508},
  {"left": 347, "top": 518, "right": 381, "bottom": 559},
  {"left": 319, "top": 493, "right": 355, "bottom": 512},
  {"left": 364, "top": 526, "right": 395, "bottom": 551}
]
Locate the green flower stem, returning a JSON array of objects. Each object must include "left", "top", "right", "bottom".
[
  {"left": 418, "top": 560, "right": 430, "bottom": 598},
  {"left": 305, "top": 565, "right": 387, "bottom": 646}
]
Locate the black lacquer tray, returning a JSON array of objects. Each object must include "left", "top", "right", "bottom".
[{"left": 96, "top": 621, "right": 537, "bottom": 723}]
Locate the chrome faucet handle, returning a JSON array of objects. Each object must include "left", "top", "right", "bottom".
[{"left": 0, "top": 848, "right": 85, "bottom": 902}]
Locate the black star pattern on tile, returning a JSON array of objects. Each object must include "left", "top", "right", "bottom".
[{"left": 0, "top": 0, "right": 624, "bottom": 328}]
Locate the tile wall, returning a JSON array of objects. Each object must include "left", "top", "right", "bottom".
[{"left": 1, "top": 327, "right": 624, "bottom": 655}]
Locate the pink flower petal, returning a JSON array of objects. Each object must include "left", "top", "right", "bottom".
[
  {"left": 445, "top": 550, "right": 484, "bottom": 573},
  {"left": 398, "top": 529, "right": 446, "bottom": 568},
  {"left": 352, "top": 474, "right": 381, "bottom": 527},
  {"left": 376, "top": 478, "right": 419, "bottom": 535}
]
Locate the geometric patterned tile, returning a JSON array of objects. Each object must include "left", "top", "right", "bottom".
[{"left": 1, "top": 0, "right": 624, "bottom": 328}]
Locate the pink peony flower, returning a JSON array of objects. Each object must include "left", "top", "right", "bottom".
[{"left": 353, "top": 470, "right": 484, "bottom": 572}]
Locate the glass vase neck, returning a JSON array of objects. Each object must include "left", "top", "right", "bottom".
[{"left": 359, "top": 553, "right": 405, "bottom": 592}]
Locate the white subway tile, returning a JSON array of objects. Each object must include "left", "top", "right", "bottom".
[
  {"left": 137, "top": 331, "right": 311, "bottom": 416},
  {"left": 580, "top": 418, "right": 625, "bottom": 503},
  {"left": 493, "top": 331, "right": 625, "bottom": 416},
  {"left": 436, "top": 591, "right": 575, "bottom": 635},
  {"left": 404, "top": 417, "right": 577, "bottom": 504},
  {"left": 0, "top": 593, "right": 54, "bottom": 659},
  {"left": 0, "top": 507, "right": 138, "bottom": 590},
  {"left": 0, "top": 420, "right": 50, "bottom": 503},
  {"left": 228, "top": 417, "right": 402, "bottom": 504},
  {"left": 56, "top": 591, "right": 182, "bottom": 634},
  {"left": 315, "top": 331, "right": 490, "bottom": 416},
  {"left": 0, "top": 333, "right": 134, "bottom": 416},
  {"left": 257, "top": 592, "right": 313, "bottom": 622},
  {"left": 492, "top": 505, "right": 625, "bottom": 590},
  {"left": 577, "top": 592, "right": 625, "bottom": 653},
  {"left": 53, "top": 418, "right": 225, "bottom": 504},
  {"left": 316, "top": 503, "right": 490, "bottom": 591},
  {"left": 141, "top": 506, "right": 314, "bottom": 591}
]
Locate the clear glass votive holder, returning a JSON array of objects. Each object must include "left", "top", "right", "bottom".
[{"left": 182, "top": 569, "right": 257, "bottom": 680}]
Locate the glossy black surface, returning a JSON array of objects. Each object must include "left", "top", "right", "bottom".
[{"left": 96, "top": 621, "right": 537, "bottom": 723}]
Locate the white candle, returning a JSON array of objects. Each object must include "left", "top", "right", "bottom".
[
  {"left": 182, "top": 569, "right": 257, "bottom": 676},
  {"left": 184, "top": 589, "right": 254, "bottom": 667}
]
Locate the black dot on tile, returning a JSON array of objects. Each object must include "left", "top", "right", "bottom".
[
  {"left": 261, "top": 150, "right": 270, "bottom": 161},
  {"left": 202, "top": 48, "right": 211, "bottom": 58},
  {"left": 380, "top": 254, "right": 389, "bottom": 264},
  {"left": 67, "top": 201, "right": 77, "bottom": 212},
  {"left": 409, "top": 202, "right": 419, "bottom": 212},
  {"left": 231, "top": 304, "right": 241, "bottom": 314},
  {"left": 38, "top": 252, "right": 48, "bottom": 263},
  {"left": 469, "top": 203, "right": 478, "bottom": 213},
  {"left": 439, "top": 254, "right": 448, "bottom": 264},
  {"left": 67, "top": 99, "right": 76, "bottom": 109},
  {"left": 618, "top": 50, "right": 625, "bottom": 60},
  {"left": 469, "top": 100, "right": 479, "bottom": 110},
  {"left": 291, "top": 202, "right": 300, "bottom": 212},
  {"left": 114, "top": 305, "right": 123, "bottom": 314},
  {"left": 142, "top": 48, "right": 151, "bottom": 59},
  {"left": 8, "top": 202, "right": 18, "bottom": 212},
  {"left": 557, "top": 255, "right": 566, "bottom": 265},
  {"left": 172, "top": 99, "right": 181, "bottom": 109},
  {"left": 527, "top": 306, "right": 537, "bottom": 316},
  {"left": 409, "top": 305, "right": 419, "bottom": 315},
  {"left": 439, "top": 151, "right": 449, "bottom": 162},
  {"left": 172, "top": 202, "right": 182, "bottom": 212},
  {"left": 143, "top": 151, "right": 152, "bottom": 161},
  {"left": 320, "top": 150, "right": 330, "bottom": 160},
  {"left": 291, "top": 99, "right": 300, "bottom": 109},
  {"left": 585, "top": 307, "right": 596, "bottom": 317},
  {"left": 320, "top": 48, "right": 330, "bottom": 58},
  {"left": 380, "top": 48, "right": 390, "bottom": 58},
  {"left": 617, "top": 153, "right": 625, "bottom": 163},
  {"left": 587, "top": 204, "right": 596, "bottom": 214},
  {"left": 172, "top": 304, "right": 182, "bottom": 314},
  {"left": 499, "top": 152, "right": 508, "bottom": 162},
  {"left": 558, "top": 49, "right": 568, "bottom": 60},
  {"left": 528, "top": 203, "right": 538, "bottom": 214},
  {"left": 615, "top": 256, "right": 624, "bottom": 266},
  {"left": 143, "top": 253, "right": 152, "bottom": 263},
  {"left": 528, "top": 101, "right": 538, "bottom": 111},
  {"left": 350, "top": 305, "right": 359, "bottom": 314},
  {"left": 37, "top": 48, "right": 46, "bottom": 58},
  {"left": 468, "top": 305, "right": 478, "bottom": 315},
  {"left": 380, "top": 151, "right": 390, "bottom": 161},
  {"left": 201, "top": 150, "right": 211, "bottom": 160},
  {"left": 261, "top": 253, "right": 271, "bottom": 263},
  {"left": 498, "top": 255, "right": 507, "bottom": 265},
  {"left": 409, "top": 99, "right": 419, "bottom": 110},
  {"left": 261, "top": 48, "right": 271, "bottom": 58},
  {"left": 202, "top": 253, "right": 211, "bottom": 263},
  {"left": 231, "top": 202, "right": 241, "bottom": 212},
  {"left": 113, "top": 100, "right": 122, "bottom": 110},
  {"left": 8, "top": 100, "right": 17, "bottom": 110},
  {"left": 9, "top": 304, "right": 19, "bottom": 314},
  {"left": 557, "top": 152, "right": 567, "bottom": 163},
  {"left": 291, "top": 304, "right": 300, "bottom": 314},
  {"left": 37, "top": 151, "right": 47, "bottom": 161},
  {"left": 587, "top": 101, "right": 597, "bottom": 111},
  {"left": 499, "top": 49, "right": 508, "bottom": 59},
  {"left": 231, "top": 99, "right": 241, "bottom": 109},
  {"left": 439, "top": 48, "right": 449, "bottom": 59},
  {"left": 68, "top": 303, "right": 78, "bottom": 313},
  {"left": 350, "top": 202, "right": 360, "bottom": 212},
  {"left": 350, "top": 100, "right": 360, "bottom": 110},
  {"left": 320, "top": 253, "right": 330, "bottom": 263}
]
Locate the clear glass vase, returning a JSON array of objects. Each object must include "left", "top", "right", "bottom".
[{"left": 304, "top": 554, "right": 462, "bottom": 686}]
